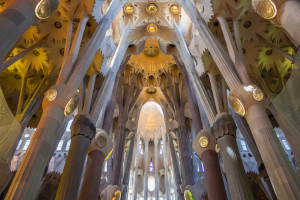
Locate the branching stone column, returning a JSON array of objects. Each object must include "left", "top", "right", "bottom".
[
  {"left": 79, "top": 129, "right": 112, "bottom": 200},
  {"left": 6, "top": 2, "right": 127, "bottom": 197},
  {"left": 0, "top": 0, "right": 58, "bottom": 62},
  {"left": 5, "top": 85, "right": 79, "bottom": 200},
  {"left": 252, "top": 0, "right": 300, "bottom": 45},
  {"left": 143, "top": 132, "right": 149, "bottom": 200},
  {"left": 212, "top": 113, "right": 254, "bottom": 200},
  {"left": 193, "top": 129, "right": 227, "bottom": 200},
  {"left": 229, "top": 85, "right": 300, "bottom": 199},
  {"left": 55, "top": 113, "right": 96, "bottom": 200}
]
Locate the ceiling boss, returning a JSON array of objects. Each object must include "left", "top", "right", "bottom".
[
  {"left": 123, "top": 3, "right": 134, "bottom": 15},
  {"left": 147, "top": 24, "right": 158, "bottom": 33},
  {"left": 146, "top": 2, "right": 158, "bottom": 14},
  {"left": 170, "top": 4, "right": 181, "bottom": 15}
]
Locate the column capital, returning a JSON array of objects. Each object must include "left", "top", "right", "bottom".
[
  {"left": 212, "top": 113, "right": 236, "bottom": 139},
  {"left": 43, "top": 84, "right": 79, "bottom": 116},
  {"left": 71, "top": 113, "right": 96, "bottom": 141},
  {"left": 228, "top": 84, "right": 265, "bottom": 117},
  {"left": 192, "top": 129, "right": 217, "bottom": 159},
  {"left": 88, "top": 129, "right": 112, "bottom": 157}
]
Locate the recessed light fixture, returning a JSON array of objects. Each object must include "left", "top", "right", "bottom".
[
  {"left": 170, "top": 4, "right": 181, "bottom": 15},
  {"left": 147, "top": 24, "right": 157, "bottom": 33}
]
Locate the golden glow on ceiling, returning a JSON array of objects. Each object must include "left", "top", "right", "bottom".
[
  {"left": 170, "top": 4, "right": 181, "bottom": 15},
  {"left": 123, "top": 3, "right": 134, "bottom": 15},
  {"left": 147, "top": 24, "right": 157, "bottom": 33},
  {"left": 256, "top": 0, "right": 277, "bottom": 19},
  {"left": 199, "top": 136, "right": 209, "bottom": 148},
  {"left": 146, "top": 3, "right": 158, "bottom": 14},
  {"left": 129, "top": 39, "right": 175, "bottom": 74}
]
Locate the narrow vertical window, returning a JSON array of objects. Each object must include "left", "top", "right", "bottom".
[
  {"left": 241, "top": 140, "right": 248, "bottom": 151},
  {"left": 149, "top": 161, "right": 154, "bottom": 171},
  {"left": 139, "top": 140, "right": 143, "bottom": 154},
  {"left": 16, "top": 140, "right": 23, "bottom": 150},
  {"left": 104, "top": 161, "right": 107, "bottom": 172},
  {"left": 201, "top": 160, "right": 204, "bottom": 172},
  {"left": 56, "top": 140, "right": 63, "bottom": 151},
  {"left": 65, "top": 140, "right": 71, "bottom": 151},
  {"left": 23, "top": 140, "right": 30, "bottom": 150},
  {"left": 282, "top": 139, "right": 291, "bottom": 150},
  {"left": 159, "top": 140, "right": 164, "bottom": 154}
]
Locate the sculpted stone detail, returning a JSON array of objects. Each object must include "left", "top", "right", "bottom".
[
  {"left": 43, "top": 85, "right": 79, "bottom": 115},
  {"left": 192, "top": 129, "right": 216, "bottom": 158},
  {"left": 212, "top": 113, "right": 236, "bottom": 140},
  {"left": 71, "top": 114, "right": 96, "bottom": 141},
  {"left": 88, "top": 129, "right": 113, "bottom": 157},
  {"left": 228, "top": 85, "right": 265, "bottom": 116}
]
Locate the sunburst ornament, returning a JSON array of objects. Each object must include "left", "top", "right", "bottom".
[
  {"left": 170, "top": 4, "right": 181, "bottom": 15},
  {"left": 123, "top": 3, "right": 134, "bottom": 15},
  {"left": 47, "top": 41, "right": 65, "bottom": 68},
  {"left": 23, "top": 47, "right": 49, "bottom": 73},
  {"left": 146, "top": 3, "right": 158, "bottom": 14},
  {"left": 238, "top": 12, "right": 267, "bottom": 45},
  {"left": 147, "top": 24, "right": 157, "bottom": 33},
  {"left": 6, "top": 48, "right": 27, "bottom": 76},
  {"left": 19, "top": 26, "right": 40, "bottom": 44},
  {"left": 256, "top": 47, "right": 282, "bottom": 72},
  {"left": 38, "top": 10, "right": 68, "bottom": 43}
]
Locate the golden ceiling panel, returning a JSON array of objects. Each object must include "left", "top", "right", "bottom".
[{"left": 129, "top": 39, "right": 175, "bottom": 74}]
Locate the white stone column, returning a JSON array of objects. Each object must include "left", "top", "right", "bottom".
[
  {"left": 161, "top": 128, "right": 170, "bottom": 200},
  {"left": 143, "top": 132, "right": 149, "bottom": 200},
  {"left": 121, "top": 134, "right": 136, "bottom": 200},
  {"left": 213, "top": 113, "right": 254, "bottom": 200},
  {"left": 154, "top": 131, "right": 159, "bottom": 200},
  {"left": 132, "top": 132, "right": 141, "bottom": 200}
]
